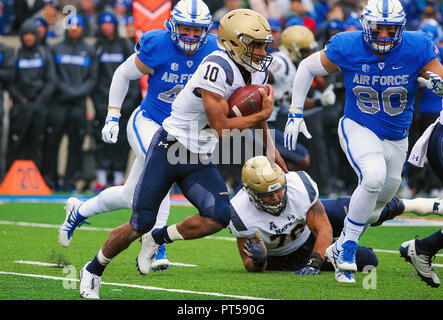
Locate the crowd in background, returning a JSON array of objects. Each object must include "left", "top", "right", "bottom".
[{"left": 0, "top": 0, "right": 441, "bottom": 198}]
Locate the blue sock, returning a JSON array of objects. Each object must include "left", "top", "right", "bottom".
[
  {"left": 416, "top": 228, "right": 443, "bottom": 255},
  {"left": 86, "top": 255, "right": 107, "bottom": 277},
  {"left": 151, "top": 226, "right": 172, "bottom": 245}
]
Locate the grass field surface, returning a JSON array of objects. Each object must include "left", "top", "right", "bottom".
[{"left": 1, "top": 200, "right": 442, "bottom": 306}]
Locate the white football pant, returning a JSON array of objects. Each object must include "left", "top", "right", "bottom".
[
  {"left": 79, "top": 106, "right": 171, "bottom": 229},
  {"left": 336, "top": 117, "right": 408, "bottom": 248}
]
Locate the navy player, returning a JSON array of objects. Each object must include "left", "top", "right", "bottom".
[
  {"left": 59, "top": 0, "right": 218, "bottom": 273},
  {"left": 230, "top": 156, "right": 441, "bottom": 282},
  {"left": 78, "top": 8, "right": 287, "bottom": 299},
  {"left": 400, "top": 54, "right": 443, "bottom": 288},
  {"left": 283, "top": 0, "right": 443, "bottom": 280}
]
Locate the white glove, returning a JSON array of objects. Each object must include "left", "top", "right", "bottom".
[
  {"left": 320, "top": 84, "right": 336, "bottom": 107},
  {"left": 417, "top": 71, "right": 443, "bottom": 96},
  {"left": 101, "top": 116, "right": 120, "bottom": 144},
  {"left": 283, "top": 106, "right": 312, "bottom": 151}
]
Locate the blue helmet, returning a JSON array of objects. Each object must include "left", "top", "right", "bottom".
[
  {"left": 165, "top": 0, "right": 213, "bottom": 53},
  {"left": 360, "top": 0, "right": 406, "bottom": 54},
  {"left": 420, "top": 18, "right": 441, "bottom": 44}
]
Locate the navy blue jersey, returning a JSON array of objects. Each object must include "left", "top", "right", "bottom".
[
  {"left": 135, "top": 30, "right": 220, "bottom": 125},
  {"left": 324, "top": 31, "right": 438, "bottom": 140}
]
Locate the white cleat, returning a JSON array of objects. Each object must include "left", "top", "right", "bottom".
[
  {"left": 79, "top": 262, "right": 101, "bottom": 299},
  {"left": 326, "top": 242, "right": 356, "bottom": 283},
  {"left": 58, "top": 197, "right": 87, "bottom": 247},
  {"left": 136, "top": 231, "right": 160, "bottom": 275},
  {"left": 400, "top": 239, "right": 440, "bottom": 288}
]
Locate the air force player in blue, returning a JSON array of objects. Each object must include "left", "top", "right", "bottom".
[
  {"left": 283, "top": 0, "right": 443, "bottom": 281},
  {"left": 59, "top": 0, "right": 218, "bottom": 280}
]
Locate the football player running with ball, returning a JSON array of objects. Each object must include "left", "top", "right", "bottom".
[
  {"left": 78, "top": 9, "right": 287, "bottom": 299},
  {"left": 58, "top": 0, "right": 219, "bottom": 272},
  {"left": 283, "top": 0, "right": 443, "bottom": 282}
]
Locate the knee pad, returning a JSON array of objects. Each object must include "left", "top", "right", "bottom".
[
  {"left": 356, "top": 246, "right": 379, "bottom": 271},
  {"left": 360, "top": 157, "right": 386, "bottom": 193}
]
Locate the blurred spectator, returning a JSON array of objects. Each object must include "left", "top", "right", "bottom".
[
  {"left": 13, "top": 0, "right": 45, "bottom": 32},
  {"left": 125, "top": 15, "right": 135, "bottom": 42},
  {"left": 7, "top": 19, "right": 55, "bottom": 171},
  {"left": 344, "top": 11, "right": 363, "bottom": 31},
  {"left": 91, "top": 11, "right": 136, "bottom": 192},
  {"left": 0, "top": 39, "right": 14, "bottom": 177},
  {"left": 213, "top": 0, "right": 245, "bottom": 23},
  {"left": 32, "top": 15, "right": 49, "bottom": 46},
  {"left": 286, "top": 16, "right": 304, "bottom": 27},
  {"left": 0, "top": 0, "right": 14, "bottom": 34},
  {"left": 248, "top": 0, "right": 285, "bottom": 19},
  {"left": 267, "top": 18, "right": 282, "bottom": 53},
  {"left": 80, "top": 0, "right": 99, "bottom": 37},
  {"left": 314, "top": 0, "right": 330, "bottom": 30},
  {"left": 327, "top": 18, "right": 345, "bottom": 37},
  {"left": 42, "top": 14, "right": 98, "bottom": 192},
  {"left": 115, "top": 0, "right": 132, "bottom": 26},
  {"left": 33, "top": 0, "right": 64, "bottom": 39},
  {"left": 335, "top": 0, "right": 359, "bottom": 20}
]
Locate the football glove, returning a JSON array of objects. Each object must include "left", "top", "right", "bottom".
[
  {"left": 244, "top": 232, "right": 267, "bottom": 268},
  {"left": 293, "top": 252, "right": 322, "bottom": 276},
  {"left": 417, "top": 71, "right": 443, "bottom": 97},
  {"left": 101, "top": 116, "right": 120, "bottom": 144},
  {"left": 319, "top": 84, "right": 336, "bottom": 107},
  {"left": 283, "top": 106, "right": 312, "bottom": 151}
]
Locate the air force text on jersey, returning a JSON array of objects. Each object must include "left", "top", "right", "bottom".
[{"left": 352, "top": 73, "right": 409, "bottom": 86}]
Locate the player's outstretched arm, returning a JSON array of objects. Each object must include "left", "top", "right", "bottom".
[
  {"left": 102, "top": 54, "right": 150, "bottom": 144},
  {"left": 201, "top": 86, "right": 274, "bottom": 137},
  {"left": 294, "top": 200, "right": 333, "bottom": 275},
  {"left": 284, "top": 50, "right": 338, "bottom": 151}
]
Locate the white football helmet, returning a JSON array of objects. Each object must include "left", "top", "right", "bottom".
[
  {"left": 165, "top": 0, "right": 213, "bottom": 53},
  {"left": 360, "top": 0, "right": 406, "bottom": 54}
]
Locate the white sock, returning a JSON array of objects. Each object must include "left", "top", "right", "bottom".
[
  {"left": 167, "top": 224, "right": 184, "bottom": 241},
  {"left": 96, "top": 169, "right": 108, "bottom": 186},
  {"left": 402, "top": 198, "right": 442, "bottom": 216},
  {"left": 97, "top": 249, "right": 112, "bottom": 266},
  {"left": 336, "top": 185, "right": 379, "bottom": 250},
  {"left": 113, "top": 171, "right": 125, "bottom": 186},
  {"left": 79, "top": 186, "right": 130, "bottom": 218}
]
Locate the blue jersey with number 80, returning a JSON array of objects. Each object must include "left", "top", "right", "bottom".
[
  {"left": 324, "top": 30, "right": 438, "bottom": 140},
  {"left": 135, "top": 30, "right": 220, "bottom": 125}
]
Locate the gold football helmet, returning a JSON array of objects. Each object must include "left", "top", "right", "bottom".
[
  {"left": 218, "top": 9, "right": 274, "bottom": 73},
  {"left": 280, "top": 25, "right": 317, "bottom": 63},
  {"left": 242, "top": 156, "right": 287, "bottom": 215}
]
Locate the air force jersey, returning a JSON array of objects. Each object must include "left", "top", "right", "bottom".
[
  {"left": 135, "top": 30, "right": 220, "bottom": 125},
  {"left": 228, "top": 171, "right": 319, "bottom": 256},
  {"left": 324, "top": 31, "right": 438, "bottom": 140},
  {"left": 163, "top": 50, "right": 269, "bottom": 154}
]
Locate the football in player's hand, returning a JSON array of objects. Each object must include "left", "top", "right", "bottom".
[{"left": 228, "top": 85, "right": 270, "bottom": 118}]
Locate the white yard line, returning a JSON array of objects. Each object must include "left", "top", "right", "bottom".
[
  {"left": 14, "top": 260, "right": 198, "bottom": 268},
  {"left": 2, "top": 220, "right": 443, "bottom": 258},
  {"left": 0, "top": 270, "right": 272, "bottom": 300}
]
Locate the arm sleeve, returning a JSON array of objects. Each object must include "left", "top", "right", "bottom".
[
  {"left": 108, "top": 53, "right": 145, "bottom": 108},
  {"left": 290, "top": 51, "right": 329, "bottom": 110}
]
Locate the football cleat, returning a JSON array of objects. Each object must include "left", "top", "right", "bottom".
[
  {"left": 136, "top": 230, "right": 160, "bottom": 275},
  {"left": 337, "top": 240, "right": 358, "bottom": 272},
  {"left": 325, "top": 242, "right": 356, "bottom": 283},
  {"left": 399, "top": 239, "right": 440, "bottom": 288},
  {"left": 58, "top": 197, "right": 89, "bottom": 247},
  {"left": 151, "top": 244, "right": 170, "bottom": 272},
  {"left": 79, "top": 262, "right": 101, "bottom": 299}
]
